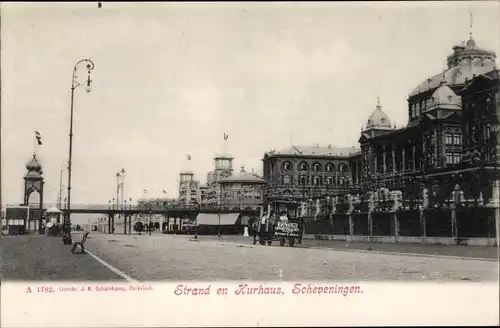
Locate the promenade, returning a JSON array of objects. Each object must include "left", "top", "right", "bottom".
[
  {"left": 1, "top": 232, "right": 498, "bottom": 282},
  {"left": 195, "top": 234, "right": 500, "bottom": 260}
]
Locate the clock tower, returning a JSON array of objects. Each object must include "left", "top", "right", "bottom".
[{"left": 23, "top": 154, "right": 45, "bottom": 234}]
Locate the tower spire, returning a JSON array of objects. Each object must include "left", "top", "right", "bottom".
[
  {"left": 376, "top": 96, "right": 381, "bottom": 110},
  {"left": 469, "top": 11, "right": 473, "bottom": 39}
]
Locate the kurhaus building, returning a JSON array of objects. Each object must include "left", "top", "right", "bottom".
[
  {"left": 262, "top": 34, "right": 499, "bottom": 226},
  {"left": 358, "top": 36, "right": 498, "bottom": 206}
]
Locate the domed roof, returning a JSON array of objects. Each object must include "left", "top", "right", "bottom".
[
  {"left": 45, "top": 207, "right": 62, "bottom": 214},
  {"left": 410, "top": 37, "right": 496, "bottom": 97},
  {"left": 427, "top": 80, "right": 461, "bottom": 111},
  {"left": 365, "top": 98, "right": 392, "bottom": 129},
  {"left": 219, "top": 165, "right": 264, "bottom": 184},
  {"left": 26, "top": 154, "right": 42, "bottom": 172}
]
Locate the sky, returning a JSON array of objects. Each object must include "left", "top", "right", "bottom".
[{"left": 1, "top": 1, "right": 499, "bottom": 206}]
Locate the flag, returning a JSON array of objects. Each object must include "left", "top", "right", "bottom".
[
  {"left": 35, "top": 131, "right": 42, "bottom": 145},
  {"left": 223, "top": 133, "right": 228, "bottom": 141},
  {"left": 162, "top": 189, "right": 167, "bottom": 194},
  {"left": 187, "top": 154, "right": 192, "bottom": 160},
  {"left": 143, "top": 189, "right": 148, "bottom": 194}
]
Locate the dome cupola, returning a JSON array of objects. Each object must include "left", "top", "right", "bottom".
[
  {"left": 427, "top": 80, "right": 461, "bottom": 111},
  {"left": 410, "top": 35, "right": 496, "bottom": 97},
  {"left": 365, "top": 97, "right": 392, "bottom": 130},
  {"left": 26, "top": 154, "right": 42, "bottom": 173},
  {"left": 219, "top": 165, "right": 264, "bottom": 184}
]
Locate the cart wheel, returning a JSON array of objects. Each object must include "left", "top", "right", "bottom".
[
  {"left": 289, "top": 238, "right": 295, "bottom": 247},
  {"left": 280, "top": 238, "right": 285, "bottom": 247}
]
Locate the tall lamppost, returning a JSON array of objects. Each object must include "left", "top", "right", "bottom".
[
  {"left": 217, "top": 193, "right": 221, "bottom": 238},
  {"left": 64, "top": 58, "right": 95, "bottom": 245},
  {"left": 128, "top": 197, "right": 132, "bottom": 235},
  {"left": 57, "top": 160, "right": 68, "bottom": 210},
  {"left": 148, "top": 208, "right": 152, "bottom": 236}
]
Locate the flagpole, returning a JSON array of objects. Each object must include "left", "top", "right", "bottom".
[
  {"left": 222, "top": 133, "right": 228, "bottom": 155},
  {"left": 33, "top": 132, "right": 37, "bottom": 156}
]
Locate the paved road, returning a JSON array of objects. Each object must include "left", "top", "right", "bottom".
[
  {"left": 1, "top": 233, "right": 498, "bottom": 282},
  {"left": 194, "top": 234, "right": 500, "bottom": 259}
]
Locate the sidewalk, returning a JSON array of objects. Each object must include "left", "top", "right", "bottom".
[
  {"left": 187, "top": 234, "right": 500, "bottom": 260},
  {"left": 0, "top": 233, "right": 124, "bottom": 281}
]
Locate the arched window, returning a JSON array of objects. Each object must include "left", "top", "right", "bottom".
[
  {"left": 325, "top": 163, "right": 335, "bottom": 172},
  {"left": 338, "top": 163, "right": 348, "bottom": 172},
  {"left": 298, "top": 162, "right": 309, "bottom": 171},
  {"left": 282, "top": 161, "right": 293, "bottom": 171},
  {"left": 283, "top": 175, "right": 291, "bottom": 185},
  {"left": 312, "top": 162, "right": 322, "bottom": 172},
  {"left": 298, "top": 175, "right": 308, "bottom": 185}
]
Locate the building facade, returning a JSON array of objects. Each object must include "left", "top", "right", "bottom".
[
  {"left": 262, "top": 145, "right": 361, "bottom": 218},
  {"left": 205, "top": 154, "right": 234, "bottom": 206},
  {"left": 261, "top": 35, "right": 499, "bottom": 245},
  {"left": 219, "top": 165, "right": 265, "bottom": 211},
  {"left": 178, "top": 171, "right": 201, "bottom": 205},
  {"left": 357, "top": 36, "right": 498, "bottom": 207}
]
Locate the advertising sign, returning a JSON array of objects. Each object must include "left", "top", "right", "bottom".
[{"left": 274, "top": 221, "right": 300, "bottom": 238}]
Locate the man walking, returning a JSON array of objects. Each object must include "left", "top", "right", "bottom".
[{"left": 252, "top": 219, "right": 259, "bottom": 245}]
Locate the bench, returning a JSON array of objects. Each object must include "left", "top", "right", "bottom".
[{"left": 71, "top": 231, "right": 90, "bottom": 254}]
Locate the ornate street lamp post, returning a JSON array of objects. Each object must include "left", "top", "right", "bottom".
[
  {"left": 148, "top": 208, "right": 152, "bottom": 236},
  {"left": 64, "top": 58, "right": 95, "bottom": 245},
  {"left": 128, "top": 197, "right": 132, "bottom": 235}
]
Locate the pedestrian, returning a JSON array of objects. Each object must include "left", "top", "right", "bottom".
[
  {"left": 252, "top": 219, "right": 259, "bottom": 245},
  {"left": 258, "top": 212, "right": 268, "bottom": 245}
]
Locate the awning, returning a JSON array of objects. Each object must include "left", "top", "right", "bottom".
[{"left": 195, "top": 213, "right": 239, "bottom": 226}]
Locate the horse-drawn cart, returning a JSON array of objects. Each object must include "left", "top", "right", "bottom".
[{"left": 259, "top": 220, "right": 301, "bottom": 247}]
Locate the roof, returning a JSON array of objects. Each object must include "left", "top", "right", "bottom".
[
  {"left": 195, "top": 213, "right": 239, "bottom": 225},
  {"left": 266, "top": 145, "right": 360, "bottom": 158},
  {"left": 214, "top": 153, "right": 233, "bottom": 159},
  {"left": 45, "top": 207, "right": 62, "bottom": 213},
  {"left": 427, "top": 81, "right": 461, "bottom": 111},
  {"left": 179, "top": 171, "right": 194, "bottom": 175},
  {"left": 26, "top": 154, "right": 42, "bottom": 172},
  {"left": 219, "top": 166, "right": 264, "bottom": 184},
  {"left": 410, "top": 37, "right": 496, "bottom": 97},
  {"left": 365, "top": 98, "right": 393, "bottom": 129}
]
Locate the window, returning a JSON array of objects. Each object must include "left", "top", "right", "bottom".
[
  {"left": 338, "top": 164, "right": 348, "bottom": 172},
  {"left": 312, "top": 176, "right": 321, "bottom": 186},
  {"left": 299, "top": 175, "right": 307, "bottom": 185},
  {"left": 325, "top": 177, "right": 333, "bottom": 185},
  {"left": 299, "top": 162, "right": 309, "bottom": 171},
  {"left": 325, "top": 163, "right": 334, "bottom": 172},
  {"left": 283, "top": 175, "right": 291, "bottom": 185},
  {"left": 282, "top": 162, "right": 292, "bottom": 171},
  {"left": 446, "top": 152, "right": 461, "bottom": 164},
  {"left": 411, "top": 105, "right": 415, "bottom": 118},
  {"left": 312, "top": 163, "right": 321, "bottom": 172},
  {"left": 445, "top": 133, "right": 462, "bottom": 145}
]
